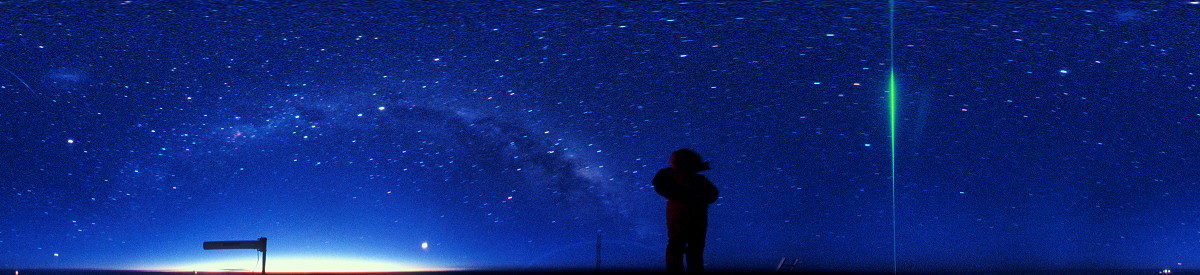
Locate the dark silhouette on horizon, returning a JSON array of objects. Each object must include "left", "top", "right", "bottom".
[{"left": 653, "top": 149, "right": 719, "bottom": 273}]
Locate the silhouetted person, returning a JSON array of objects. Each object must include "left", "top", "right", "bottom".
[{"left": 653, "top": 149, "right": 719, "bottom": 273}]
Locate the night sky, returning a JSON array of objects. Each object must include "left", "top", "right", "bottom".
[{"left": 2, "top": 1, "right": 1200, "bottom": 273}]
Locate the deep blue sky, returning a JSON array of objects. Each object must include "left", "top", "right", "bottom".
[{"left": 1, "top": 1, "right": 1198, "bottom": 273}]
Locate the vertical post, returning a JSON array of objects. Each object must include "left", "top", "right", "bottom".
[
  {"left": 595, "top": 231, "right": 602, "bottom": 271},
  {"left": 259, "top": 237, "right": 267, "bottom": 275}
]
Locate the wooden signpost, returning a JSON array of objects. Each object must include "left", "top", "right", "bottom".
[{"left": 204, "top": 237, "right": 267, "bottom": 274}]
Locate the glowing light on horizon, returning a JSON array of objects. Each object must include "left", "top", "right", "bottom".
[{"left": 150, "top": 256, "right": 451, "bottom": 273}]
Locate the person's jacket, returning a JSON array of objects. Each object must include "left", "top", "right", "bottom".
[{"left": 653, "top": 168, "right": 718, "bottom": 205}]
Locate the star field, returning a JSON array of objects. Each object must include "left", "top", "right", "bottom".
[{"left": 2, "top": 1, "right": 1200, "bottom": 273}]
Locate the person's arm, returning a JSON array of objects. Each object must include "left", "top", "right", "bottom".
[
  {"left": 698, "top": 175, "right": 719, "bottom": 204},
  {"left": 653, "top": 168, "right": 680, "bottom": 200}
]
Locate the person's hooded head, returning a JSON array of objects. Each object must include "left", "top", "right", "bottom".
[{"left": 670, "top": 149, "right": 711, "bottom": 173}]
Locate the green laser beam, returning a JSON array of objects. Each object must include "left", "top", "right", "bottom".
[
  {"left": 888, "top": 0, "right": 898, "bottom": 274},
  {"left": 888, "top": 68, "right": 898, "bottom": 274}
]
